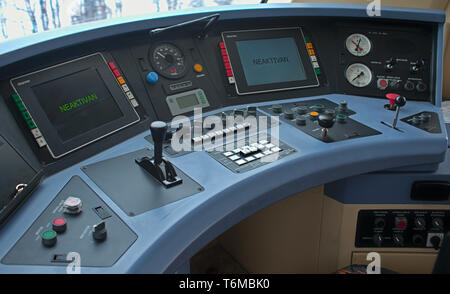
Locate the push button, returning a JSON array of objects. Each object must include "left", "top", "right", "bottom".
[
  {"left": 52, "top": 218, "right": 67, "bottom": 233},
  {"left": 42, "top": 230, "right": 57, "bottom": 247},
  {"left": 63, "top": 197, "right": 82, "bottom": 215},
  {"left": 309, "top": 111, "right": 319, "bottom": 120},
  {"left": 194, "top": 64, "right": 203, "bottom": 73}
]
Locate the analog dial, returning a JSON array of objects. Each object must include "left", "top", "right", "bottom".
[
  {"left": 345, "top": 63, "right": 373, "bottom": 88},
  {"left": 150, "top": 43, "right": 187, "bottom": 79},
  {"left": 346, "top": 33, "right": 372, "bottom": 57}
]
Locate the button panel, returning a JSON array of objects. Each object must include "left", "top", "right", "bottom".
[
  {"left": 356, "top": 210, "right": 450, "bottom": 248},
  {"left": 207, "top": 133, "right": 296, "bottom": 173}
]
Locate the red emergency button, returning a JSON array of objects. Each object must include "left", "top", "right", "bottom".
[
  {"left": 395, "top": 217, "right": 408, "bottom": 229},
  {"left": 52, "top": 218, "right": 67, "bottom": 233},
  {"left": 377, "top": 79, "right": 388, "bottom": 90}
]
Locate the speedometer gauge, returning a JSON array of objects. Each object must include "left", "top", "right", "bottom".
[
  {"left": 345, "top": 63, "right": 373, "bottom": 88},
  {"left": 150, "top": 43, "right": 187, "bottom": 79},
  {"left": 345, "top": 33, "right": 371, "bottom": 57}
]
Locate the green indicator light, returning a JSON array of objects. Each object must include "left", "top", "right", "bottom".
[
  {"left": 17, "top": 102, "right": 25, "bottom": 112},
  {"left": 22, "top": 112, "right": 31, "bottom": 120},
  {"left": 315, "top": 68, "right": 321, "bottom": 75},
  {"left": 304, "top": 36, "right": 311, "bottom": 42},
  {"left": 42, "top": 230, "right": 56, "bottom": 239},
  {"left": 11, "top": 93, "right": 21, "bottom": 103},
  {"left": 27, "top": 120, "right": 36, "bottom": 129},
  {"left": 338, "top": 114, "right": 347, "bottom": 119}
]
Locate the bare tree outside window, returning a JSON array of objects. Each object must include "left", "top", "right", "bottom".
[{"left": 0, "top": 0, "right": 245, "bottom": 42}]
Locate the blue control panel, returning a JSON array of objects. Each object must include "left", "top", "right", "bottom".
[{"left": 0, "top": 4, "right": 447, "bottom": 273}]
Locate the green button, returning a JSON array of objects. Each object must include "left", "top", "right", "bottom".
[
  {"left": 16, "top": 102, "right": 25, "bottom": 112},
  {"left": 27, "top": 120, "right": 36, "bottom": 129},
  {"left": 42, "top": 230, "right": 57, "bottom": 239},
  {"left": 11, "top": 93, "right": 21, "bottom": 103},
  {"left": 315, "top": 68, "right": 321, "bottom": 75},
  {"left": 22, "top": 111, "right": 31, "bottom": 120}
]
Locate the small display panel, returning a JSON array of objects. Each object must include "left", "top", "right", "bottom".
[
  {"left": 235, "top": 38, "right": 307, "bottom": 86},
  {"left": 32, "top": 68, "right": 123, "bottom": 142},
  {"left": 176, "top": 94, "right": 199, "bottom": 109},
  {"left": 222, "top": 28, "right": 319, "bottom": 95},
  {"left": 166, "top": 89, "right": 210, "bottom": 116},
  {"left": 11, "top": 53, "right": 140, "bottom": 158}
]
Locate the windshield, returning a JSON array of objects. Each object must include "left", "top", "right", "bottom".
[{"left": 0, "top": 0, "right": 266, "bottom": 42}]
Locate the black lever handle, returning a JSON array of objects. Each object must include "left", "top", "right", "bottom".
[{"left": 150, "top": 121, "right": 167, "bottom": 165}]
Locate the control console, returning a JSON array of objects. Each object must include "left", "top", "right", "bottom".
[
  {"left": 356, "top": 210, "right": 449, "bottom": 249},
  {"left": 260, "top": 99, "right": 381, "bottom": 143},
  {"left": 2, "top": 176, "right": 137, "bottom": 266}
]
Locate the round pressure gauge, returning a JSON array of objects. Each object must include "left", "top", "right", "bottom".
[
  {"left": 345, "top": 33, "right": 372, "bottom": 57},
  {"left": 345, "top": 63, "right": 373, "bottom": 88}
]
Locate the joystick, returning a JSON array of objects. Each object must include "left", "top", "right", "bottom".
[
  {"left": 384, "top": 94, "right": 406, "bottom": 130},
  {"left": 318, "top": 113, "right": 335, "bottom": 138},
  {"left": 136, "top": 121, "right": 183, "bottom": 188}
]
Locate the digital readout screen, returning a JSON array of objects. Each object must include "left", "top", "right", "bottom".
[
  {"left": 176, "top": 94, "right": 199, "bottom": 109},
  {"left": 32, "top": 68, "right": 123, "bottom": 142},
  {"left": 235, "top": 37, "right": 307, "bottom": 86}
]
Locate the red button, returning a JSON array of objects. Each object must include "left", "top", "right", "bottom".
[
  {"left": 221, "top": 49, "right": 228, "bottom": 56},
  {"left": 223, "top": 55, "right": 229, "bottom": 63},
  {"left": 219, "top": 42, "right": 226, "bottom": 49},
  {"left": 224, "top": 62, "right": 231, "bottom": 70},
  {"left": 397, "top": 221, "right": 407, "bottom": 229},
  {"left": 226, "top": 69, "right": 233, "bottom": 77},
  {"left": 379, "top": 80, "right": 388, "bottom": 87},
  {"left": 52, "top": 218, "right": 67, "bottom": 233},
  {"left": 113, "top": 69, "right": 121, "bottom": 77},
  {"left": 108, "top": 62, "right": 116, "bottom": 70}
]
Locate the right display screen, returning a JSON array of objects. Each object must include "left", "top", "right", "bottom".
[
  {"left": 235, "top": 37, "right": 307, "bottom": 86},
  {"left": 222, "top": 28, "right": 319, "bottom": 95}
]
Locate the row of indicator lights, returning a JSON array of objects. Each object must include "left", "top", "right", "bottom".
[
  {"left": 108, "top": 61, "right": 139, "bottom": 108},
  {"left": 304, "top": 37, "right": 321, "bottom": 75},
  {"left": 11, "top": 93, "right": 47, "bottom": 148},
  {"left": 219, "top": 42, "right": 235, "bottom": 84}
]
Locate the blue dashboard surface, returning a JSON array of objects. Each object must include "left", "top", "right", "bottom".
[{"left": 0, "top": 94, "right": 446, "bottom": 273}]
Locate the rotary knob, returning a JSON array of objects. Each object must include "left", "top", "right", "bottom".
[
  {"left": 296, "top": 106, "right": 308, "bottom": 115},
  {"left": 393, "top": 234, "right": 405, "bottom": 247},
  {"left": 284, "top": 109, "right": 294, "bottom": 120},
  {"left": 272, "top": 105, "right": 282, "bottom": 114},
  {"left": 93, "top": 221, "right": 107, "bottom": 242},
  {"left": 296, "top": 116, "right": 306, "bottom": 126}
]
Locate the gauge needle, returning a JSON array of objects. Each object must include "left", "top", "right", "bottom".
[
  {"left": 352, "top": 71, "right": 364, "bottom": 81},
  {"left": 157, "top": 52, "right": 166, "bottom": 59},
  {"left": 352, "top": 39, "right": 363, "bottom": 52}
]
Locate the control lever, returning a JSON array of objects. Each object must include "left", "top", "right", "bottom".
[
  {"left": 382, "top": 94, "right": 407, "bottom": 131},
  {"left": 136, "top": 121, "right": 183, "bottom": 188},
  {"left": 318, "top": 113, "right": 335, "bottom": 138}
]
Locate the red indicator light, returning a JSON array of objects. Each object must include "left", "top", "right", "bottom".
[
  {"left": 397, "top": 221, "right": 406, "bottom": 229},
  {"left": 108, "top": 62, "right": 116, "bottom": 70},
  {"left": 221, "top": 49, "right": 228, "bottom": 56},
  {"left": 113, "top": 69, "right": 121, "bottom": 77},
  {"left": 223, "top": 56, "right": 229, "bottom": 63},
  {"left": 224, "top": 62, "right": 231, "bottom": 70},
  {"left": 219, "top": 42, "right": 225, "bottom": 49},
  {"left": 226, "top": 69, "right": 233, "bottom": 77}
]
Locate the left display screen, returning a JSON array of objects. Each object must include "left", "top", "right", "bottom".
[
  {"left": 11, "top": 53, "right": 140, "bottom": 159},
  {"left": 33, "top": 68, "right": 123, "bottom": 142}
]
